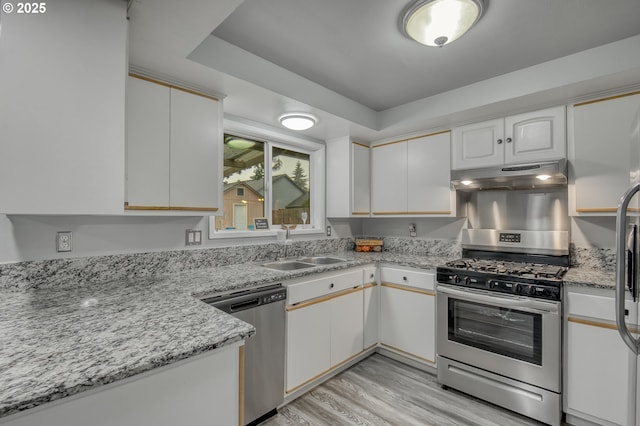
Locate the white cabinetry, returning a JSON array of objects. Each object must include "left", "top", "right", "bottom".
[
  {"left": 285, "top": 269, "right": 364, "bottom": 393},
  {"left": 126, "top": 75, "right": 222, "bottom": 212},
  {"left": 0, "top": 0, "right": 127, "bottom": 214},
  {"left": 452, "top": 106, "right": 566, "bottom": 170},
  {"left": 325, "top": 137, "right": 370, "bottom": 217},
  {"left": 570, "top": 91, "right": 640, "bottom": 214},
  {"left": 565, "top": 288, "right": 637, "bottom": 426},
  {"left": 379, "top": 266, "right": 436, "bottom": 365},
  {"left": 371, "top": 131, "right": 453, "bottom": 216},
  {"left": 363, "top": 266, "right": 379, "bottom": 350},
  {"left": 2, "top": 344, "right": 241, "bottom": 426}
]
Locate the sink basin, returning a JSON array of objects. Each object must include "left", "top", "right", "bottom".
[
  {"left": 297, "top": 256, "right": 346, "bottom": 265},
  {"left": 262, "top": 260, "right": 315, "bottom": 271}
]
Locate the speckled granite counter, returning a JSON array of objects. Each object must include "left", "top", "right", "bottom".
[
  {"left": 0, "top": 249, "right": 452, "bottom": 419},
  {"left": 564, "top": 267, "right": 616, "bottom": 289}
]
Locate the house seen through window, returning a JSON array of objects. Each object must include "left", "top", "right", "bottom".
[{"left": 216, "top": 134, "right": 311, "bottom": 231}]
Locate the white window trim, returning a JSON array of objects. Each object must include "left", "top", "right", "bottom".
[{"left": 209, "top": 116, "right": 325, "bottom": 240}]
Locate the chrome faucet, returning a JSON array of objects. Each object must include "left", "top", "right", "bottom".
[{"left": 281, "top": 224, "right": 294, "bottom": 259}]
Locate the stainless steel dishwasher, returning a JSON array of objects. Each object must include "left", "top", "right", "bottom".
[{"left": 202, "top": 284, "right": 286, "bottom": 426}]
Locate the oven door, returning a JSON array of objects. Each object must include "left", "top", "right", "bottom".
[{"left": 436, "top": 283, "right": 561, "bottom": 392}]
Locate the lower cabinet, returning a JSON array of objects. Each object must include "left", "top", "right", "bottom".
[
  {"left": 285, "top": 269, "right": 365, "bottom": 393},
  {"left": 379, "top": 266, "right": 436, "bottom": 365},
  {"left": 363, "top": 266, "right": 379, "bottom": 349},
  {"left": 565, "top": 288, "right": 637, "bottom": 426},
  {"left": 2, "top": 343, "right": 242, "bottom": 426}
]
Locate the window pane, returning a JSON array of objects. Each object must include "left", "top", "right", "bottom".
[
  {"left": 218, "top": 135, "right": 265, "bottom": 230},
  {"left": 272, "top": 147, "right": 311, "bottom": 226}
]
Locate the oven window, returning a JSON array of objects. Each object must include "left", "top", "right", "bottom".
[{"left": 448, "top": 299, "right": 542, "bottom": 365}]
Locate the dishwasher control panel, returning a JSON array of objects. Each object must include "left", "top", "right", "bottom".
[{"left": 262, "top": 290, "right": 287, "bottom": 304}]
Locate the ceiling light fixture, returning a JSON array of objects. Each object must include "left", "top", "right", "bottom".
[
  {"left": 401, "top": 0, "right": 484, "bottom": 47},
  {"left": 279, "top": 113, "right": 317, "bottom": 131}
]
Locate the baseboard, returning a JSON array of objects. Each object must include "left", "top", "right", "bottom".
[{"left": 375, "top": 346, "right": 436, "bottom": 374}]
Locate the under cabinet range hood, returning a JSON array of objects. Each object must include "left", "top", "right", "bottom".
[{"left": 451, "top": 159, "right": 567, "bottom": 191}]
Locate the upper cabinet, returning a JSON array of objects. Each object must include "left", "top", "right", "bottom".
[
  {"left": 0, "top": 0, "right": 128, "bottom": 214},
  {"left": 125, "top": 75, "right": 223, "bottom": 213},
  {"left": 326, "top": 138, "right": 370, "bottom": 217},
  {"left": 371, "top": 131, "right": 454, "bottom": 216},
  {"left": 452, "top": 106, "right": 566, "bottom": 170},
  {"left": 570, "top": 91, "right": 640, "bottom": 214}
]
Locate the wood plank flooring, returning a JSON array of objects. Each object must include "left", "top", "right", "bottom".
[{"left": 262, "top": 354, "right": 548, "bottom": 425}]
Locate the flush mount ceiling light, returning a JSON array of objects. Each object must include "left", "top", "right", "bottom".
[
  {"left": 279, "top": 113, "right": 317, "bottom": 131},
  {"left": 401, "top": 0, "right": 484, "bottom": 47}
]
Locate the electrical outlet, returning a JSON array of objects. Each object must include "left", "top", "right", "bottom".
[
  {"left": 326, "top": 225, "right": 332, "bottom": 236},
  {"left": 409, "top": 223, "right": 417, "bottom": 237},
  {"left": 56, "top": 231, "right": 73, "bottom": 252},
  {"left": 185, "top": 230, "right": 202, "bottom": 246}
]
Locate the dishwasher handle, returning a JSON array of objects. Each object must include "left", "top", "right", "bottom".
[{"left": 202, "top": 285, "right": 286, "bottom": 314}]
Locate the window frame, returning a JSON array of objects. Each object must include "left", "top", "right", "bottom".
[{"left": 209, "top": 118, "right": 325, "bottom": 240}]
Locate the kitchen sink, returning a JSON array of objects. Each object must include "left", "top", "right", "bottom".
[
  {"left": 297, "top": 256, "right": 346, "bottom": 265},
  {"left": 262, "top": 260, "right": 316, "bottom": 271}
]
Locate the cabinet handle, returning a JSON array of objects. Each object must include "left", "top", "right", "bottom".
[
  {"left": 497, "top": 139, "right": 503, "bottom": 144},
  {"left": 330, "top": 283, "right": 334, "bottom": 288},
  {"left": 506, "top": 137, "right": 512, "bottom": 143},
  {"left": 403, "top": 276, "right": 408, "bottom": 281},
  {"left": 370, "top": 274, "right": 375, "bottom": 279}
]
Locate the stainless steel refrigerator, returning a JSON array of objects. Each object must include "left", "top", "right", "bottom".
[{"left": 615, "top": 106, "right": 640, "bottom": 425}]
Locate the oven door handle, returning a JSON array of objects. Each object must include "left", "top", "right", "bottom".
[{"left": 437, "top": 285, "right": 560, "bottom": 314}]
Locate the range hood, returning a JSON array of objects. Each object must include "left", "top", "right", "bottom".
[{"left": 451, "top": 159, "right": 567, "bottom": 191}]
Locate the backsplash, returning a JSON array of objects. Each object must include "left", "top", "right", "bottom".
[
  {"left": 570, "top": 244, "right": 616, "bottom": 271},
  {"left": 381, "top": 237, "right": 461, "bottom": 258},
  {"left": 0, "top": 238, "right": 354, "bottom": 290}
]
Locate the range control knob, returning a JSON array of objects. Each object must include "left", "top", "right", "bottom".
[
  {"left": 453, "top": 275, "right": 461, "bottom": 283},
  {"left": 487, "top": 280, "right": 496, "bottom": 289},
  {"left": 464, "top": 276, "right": 471, "bottom": 286},
  {"left": 528, "top": 286, "right": 538, "bottom": 295},
  {"left": 515, "top": 284, "right": 522, "bottom": 294}
]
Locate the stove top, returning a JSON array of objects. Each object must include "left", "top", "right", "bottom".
[
  {"left": 437, "top": 256, "right": 568, "bottom": 301},
  {"left": 444, "top": 258, "right": 567, "bottom": 280}
]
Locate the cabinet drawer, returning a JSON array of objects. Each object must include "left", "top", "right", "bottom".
[
  {"left": 288, "top": 269, "right": 363, "bottom": 305},
  {"left": 380, "top": 267, "right": 434, "bottom": 291},
  {"left": 363, "top": 266, "right": 377, "bottom": 284},
  {"left": 567, "top": 291, "right": 637, "bottom": 322}
]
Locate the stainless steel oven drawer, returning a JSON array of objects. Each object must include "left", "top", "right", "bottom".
[{"left": 437, "top": 356, "right": 561, "bottom": 426}]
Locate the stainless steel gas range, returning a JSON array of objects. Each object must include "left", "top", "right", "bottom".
[{"left": 436, "top": 229, "right": 568, "bottom": 426}]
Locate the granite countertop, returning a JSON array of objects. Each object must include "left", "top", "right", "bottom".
[
  {"left": 564, "top": 266, "right": 616, "bottom": 289},
  {"left": 0, "top": 250, "right": 450, "bottom": 419}
]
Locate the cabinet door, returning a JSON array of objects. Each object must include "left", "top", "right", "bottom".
[
  {"left": 566, "top": 321, "right": 634, "bottom": 425},
  {"left": 169, "top": 88, "right": 221, "bottom": 209},
  {"left": 407, "top": 132, "right": 452, "bottom": 214},
  {"left": 126, "top": 76, "right": 171, "bottom": 208},
  {"left": 504, "top": 106, "right": 566, "bottom": 164},
  {"left": 286, "top": 302, "right": 331, "bottom": 392},
  {"left": 0, "top": 0, "right": 127, "bottom": 214},
  {"left": 379, "top": 285, "right": 435, "bottom": 364},
  {"left": 363, "top": 284, "right": 379, "bottom": 350},
  {"left": 371, "top": 141, "right": 408, "bottom": 214},
  {"left": 330, "top": 290, "right": 364, "bottom": 366},
  {"left": 451, "top": 119, "right": 504, "bottom": 170},
  {"left": 573, "top": 93, "right": 640, "bottom": 213},
  {"left": 352, "top": 143, "right": 371, "bottom": 216}
]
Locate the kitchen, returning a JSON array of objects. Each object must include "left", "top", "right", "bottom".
[{"left": 1, "top": 0, "right": 640, "bottom": 425}]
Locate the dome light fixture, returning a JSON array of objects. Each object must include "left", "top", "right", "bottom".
[
  {"left": 279, "top": 113, "right": 317, "bottom": 131},
  {"left": 401, "top": 0, "right": 483, "bottom": 47}
]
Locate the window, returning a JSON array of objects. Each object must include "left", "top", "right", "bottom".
[{"left": 210, "top": 129, "right": 324, "bottom": 238}]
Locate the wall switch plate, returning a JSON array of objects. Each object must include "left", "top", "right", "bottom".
[
  {"left": 326, "top": 225, "right": 332, "bottom": 237},
  {"left": 185, "top": 230, "right": 202, "bottom": 246},
  {"left": 56, "top": 231, "right": 73, "bottom": 252}
]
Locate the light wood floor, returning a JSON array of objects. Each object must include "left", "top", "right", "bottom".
[{"left": 262, "top": 354, "right": 548, "bottom": 426}]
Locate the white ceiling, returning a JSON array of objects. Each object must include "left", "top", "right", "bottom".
[{"left": 128, "top": 0, "right": 640, "bottom": 143}]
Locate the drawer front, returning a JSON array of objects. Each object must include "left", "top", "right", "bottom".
[
  {"left": 288, "top": 269, "right": 363, "bottom": 305},
  {"left": 567, "top": 291, "right": 637, "bottom": 322},
  {"left": 363, "top": 266, "right": 377, "bottom": 284},
  {"left": 380, "top": 267, "right": 434, "bottom": 291}
]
